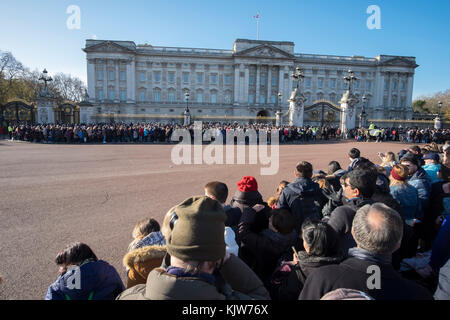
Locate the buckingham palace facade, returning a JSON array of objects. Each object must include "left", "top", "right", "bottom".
[{"left": 82, "top": 38, "right": 418, "bottom": 125}]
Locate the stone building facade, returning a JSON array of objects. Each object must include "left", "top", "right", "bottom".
[{"left": 82, "top": 38, "right": 418, "bottom": 125}]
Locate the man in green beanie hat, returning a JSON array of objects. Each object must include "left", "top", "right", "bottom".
[{"left": 117, "top": 196, "right": 269, "bottom": 300}]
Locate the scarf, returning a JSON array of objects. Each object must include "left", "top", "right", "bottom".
[{"left": 348, "top": 247, "right": 392, "bottom": 265}]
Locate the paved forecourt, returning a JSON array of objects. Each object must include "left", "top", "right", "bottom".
[{"left": 0, "top": 140, "right": 413, "bottom": 299}]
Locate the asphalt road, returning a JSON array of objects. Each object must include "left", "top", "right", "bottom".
[{"left": 0, "top": 139, "right": 413, "bottom": 299}]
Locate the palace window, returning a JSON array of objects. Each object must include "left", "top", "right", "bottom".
[
  {"left": 154, "top": 71, "right": 161, "bottom": 82},
  {"left": 210, "top": 74, "right": 217, "bottom": 84},
  {"left": 260, "top": 95, "right": 265, "bottom": 104},
  {"left": 330, "top": 79, "right": 336, "bottom": 89},
  {"left": 169, "top": 92, "right": 175, "bottom": 103},
  {"left": 305, "top": 78, "right": 311, "bottom": 88},
  {"left": 272, "top": 76, "right": 277, "bottom": 86},
  {"left": 120, "top": 71, "right": 126, "bottom": 81},
  {"left": 97, "top": 89, "right": 104, "bottom": 100},
  {"left": 183, "top": 73, "right": 189, "bottom": 83},
  {"left": 225, "top": 94, "right": 231, "bottom": 104},
  {"left": 140, "top": 91, "right": 146, "bottom": 102},
  {"left": 120, "top": 90, "right": 127, "bottom": 101},
  {"left": 366, "top": 81, "right": 372, "bottom": 90},
  {"left": 109, "top": 70, "right": 115, "bottom": 81},
  {"left": 168, "top": 72, "right": 175, "bottom": 83},
  {"left": 225, "top": 75, "right": 231, "bottom": 85},
  {"left": 154, "top": 91, "right": 160, "bottom": 102},
  {"left": 249, "top": 94, "right": 254, "bottom": 104},
  {"left": 140, "top": 72, "right": 146, "bottom": 82},
  {"left": 197, "top": 73, "right": 203, "bottom": 84},
  {"left": 271, "top": 95, "right": 276, "bottom": 104},
  {"left": 401, "top": 81, "right": 406, "bottom": 91},
  {"left": 354, "top": 80, "right": 359, "bottom": 89},
  {"left": 211, "top": 93, "right": 217, "bottom": 103},
  {"left": 249, "top": 75, "right": 255, "bottom": 85},
  {"left": 97, "top": 70, "right": 103, "bottom": 81},
  {"left": 197, "top": 93, "right": 203, "bottom": 103},
  {"left": 261, "top": 75, "right": 266, "bottom": 86},
  {"left": 393, "top": 81, "right": 397, "bottom": 91},
  {"left": 109, "top": 90, "right": 115, "bottom": 100},
  {"left": 318, "top": 78, "right": 324, "bottom": 89}
]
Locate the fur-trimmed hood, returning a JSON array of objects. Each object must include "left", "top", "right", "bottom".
[{"left": 123, "top": 245, "right": 166, "bottom": 269}]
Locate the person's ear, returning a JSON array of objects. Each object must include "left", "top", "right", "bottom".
[{"left": 353, "top": 188, "right": 361, "bottom": 198}]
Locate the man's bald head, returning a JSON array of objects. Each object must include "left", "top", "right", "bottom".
[{"left": 352, "top": 203, "right": 403, "bottom": 255}]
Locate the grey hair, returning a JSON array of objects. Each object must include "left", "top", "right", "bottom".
[{"left": 352, "top": 203, "right": 403, "bottom": 255}]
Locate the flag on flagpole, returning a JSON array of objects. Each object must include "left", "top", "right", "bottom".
[{"left": 254, "top": 12, "right": 259, "bottom": 19}]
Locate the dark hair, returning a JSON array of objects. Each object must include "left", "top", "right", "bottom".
[
  {"left": 409, "top": 145, "right": 421, "bottom": 154},
  {"left": 348, "top": 148, "right": 360, "bottom": 159},
  {"left": 204, "top": 181, "right": 228, "bottom": 204},
  {"left": 295, "top": 161, "right": 313, "bottom": 179},
  {"left": 55, "top": 242, "right": 98, "bottom": 266},
  {"left": 354, "top": 158, "right": 376, "bottom": 171},
  {"left": 301, "top": 220, "right": 339, "bottom": 257},
  {"left": 271, "top": 209, "right": 295, "bottom": 235},
  {"left": 327, "top": 161, "right": 342, "bottom": 175},
  {"left": 347, "top": 169, "right": 377, "bottom": 198}
]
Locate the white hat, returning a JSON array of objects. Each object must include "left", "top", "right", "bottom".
[{"left": 224, "top": 227, "right": 239, "bottom": 257}]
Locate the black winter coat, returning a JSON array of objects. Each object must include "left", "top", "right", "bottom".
[
  {"left": 325, "top": 198, "right": 374, "bottom": 253},
  {"left": 270, "top": 251, "right": 343, "bottom": 300},
  {"left": 238, "top": 207, "right": 299, "bottom": 284},
  {"left": 299, "top": 257, "right": 433, "bottom": 300}
]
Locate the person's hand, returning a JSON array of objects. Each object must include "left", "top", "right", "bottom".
[
  {"left": 293, "top": 252, "right": 299, "bottom": 265},
  {"left": 252, "top": 204, "right": 265, "bottom": 212}
]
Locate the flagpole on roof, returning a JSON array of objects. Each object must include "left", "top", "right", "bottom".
[{"left": 254, "top": 11, "right": 260, "bottom": 40}]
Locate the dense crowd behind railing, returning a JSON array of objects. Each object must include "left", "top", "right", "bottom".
[{"left": 1, "top": 122, "right": 449, "bottom": 145}]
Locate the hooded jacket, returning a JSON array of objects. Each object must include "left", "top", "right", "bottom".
[
  {"left": 408, "top": 167, "right": 432, "bottom": 210},
  {"left": 123, "top": 245, "right": 166, "bottom": 288},
  {"left": 277, "top": 177, "right": 325, "bottom": 232},
  {"left": 45, "top": 260, "right": 125, "bottom": 300},
  {"left": 116, "top": 254, "right": 270, "bottom": 300}
]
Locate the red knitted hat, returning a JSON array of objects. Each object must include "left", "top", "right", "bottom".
[{"left": 237, "top": 176, "right": 258, "bottom": 192}]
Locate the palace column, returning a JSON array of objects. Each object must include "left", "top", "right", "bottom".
[
  {"left": 267, "top": 65, "right": 272, "bottom": 103},
  {"left": 244, "top": 64, "right": 249, "bottom": 104},
  {"left": 103, "top": 60, "right": 107, "bottom": 99},
  {"left": 115, "top": 60, "right": 120, "bottom": 102},
  {"left": 126, "top": 57, "right": 136, "bottom": 103},
  {"left": 255, "top": 64, "right": 260, "bottom": 105},
  {"left": 406, "top": 73, "right": 414, "bottom": 119},
  {"left": 87, "top": 59, "right": 96, "bottom": 102},
  {"left": 278, "top": 66, "right": 284, "bottom": 107},
  {"left": 234, "top": 64, "right": 240, "bottom": 105}
]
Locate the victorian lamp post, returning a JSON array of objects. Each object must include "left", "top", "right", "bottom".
[
  {"left": 184, "top": 91, "right": 190, "bottom": 113},
  {"left": 359, "top": 94, "right": 368, "bottom": 128},
  {"left": 438, "top": 101, "right": 443, "bottom": 118}
]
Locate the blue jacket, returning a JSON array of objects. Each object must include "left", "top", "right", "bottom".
[
  {"left": 430, "top": 217, "right": 450, "bottom": 272},
  {"left": 390, "top": 184, "right": 422, "bottom": 221},
  {"left": 407, "top": 168, "right": 432, "bottom": 210},
  {"left": 45, "top": 260, "right": 124, "bottom": 300},
  {"left": 277, "top": 177, "right": 325, "bottom": 231},
  {"left": 422, "top": 163, "right": 441, "bottom": 184}
]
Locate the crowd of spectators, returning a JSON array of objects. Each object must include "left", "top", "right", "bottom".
[
  {"left": 36, "top": 143, "right": 450, "bottom": 300},
  {"left": 2, "top": 122, "right": 450, "bottom": 145}
]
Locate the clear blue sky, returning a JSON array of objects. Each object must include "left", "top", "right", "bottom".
[{"left": 1, "top": 0, "right": 449, "bottom": 99}]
